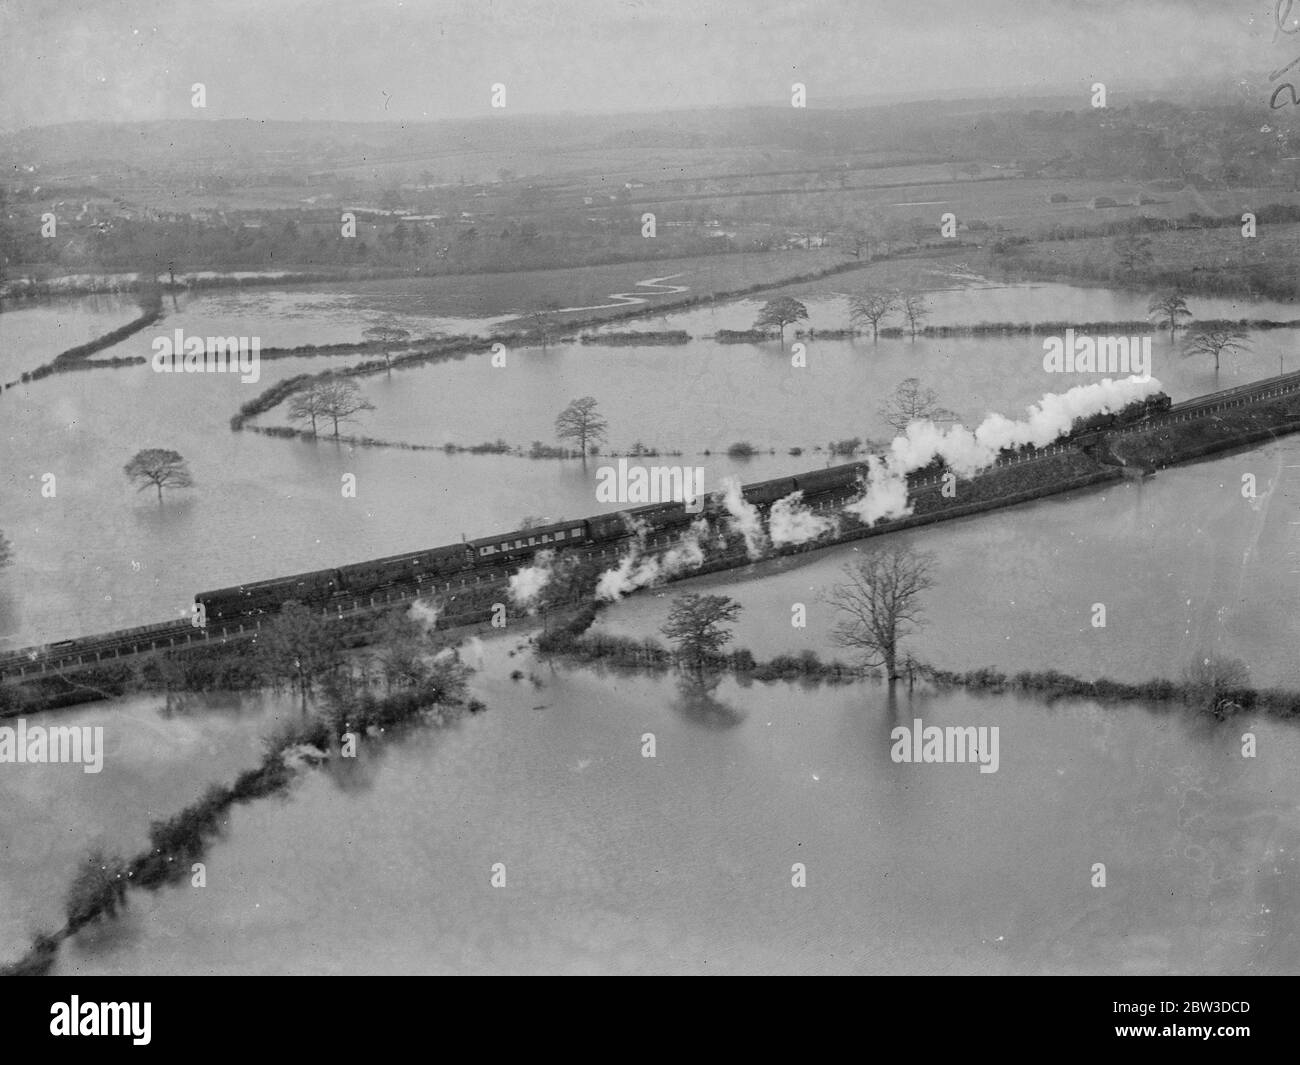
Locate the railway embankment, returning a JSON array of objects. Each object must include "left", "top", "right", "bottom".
[
  {"left": 12, "top": 385, "right": 1300, "bottom": 714},
  {"left": 1108, "top": 391, "right": 1300, "bottom": 470}
]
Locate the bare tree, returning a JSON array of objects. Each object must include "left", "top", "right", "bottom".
[
  {"left": 1148, "top": 291, "right": 1192, "bottom": 335},
  {"left": 124, "top": 448, "right": 193, "bottom": 504},
  {"left": 660, "top": 592, "right": 743, "bottom": 671},
  {"left": 1181, "top": 654, "right": 1250, "bottom": 718},
  {"left": 524, "top": 309, "right": 557, "bottom": 349},
  {"left": 849, "top": 291, "right": 896, "bottom": 341},
  {"left": 1183, "top": 326, "right": 1248, "bottom": 377},
  {"left": 879, "top": 378, "right": 958, "bottom": 434},
  {"left": 316, "top": 379, "right": 376, "bottom": 439},
  {"left": 288, "top": 387, "right": 331, "bottom": 436},
  {"left": 898, "top": 292, "right": 929, "bottom": 339},
  {"left": 555, "top": 396, "right": 608, "bottom": 456},
  {"left": 754, "top": 296, "right": 809, "bottom": 348},
  {"left": 1113, "top": 233, "right": 1154, "bottom": 275},
  {"left": 363, "top": 323, "right": 410, "bottom": 373},
  {"left": 844, "top": 223, "right": 874, "bottom": 260},
  {"left": 826, "top": 544, "right": 936, "bottom": 682}
]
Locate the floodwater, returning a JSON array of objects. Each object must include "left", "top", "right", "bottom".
[
  {"left": 1, "top": 275, "right": 1298, "bottom": 974},
  {"left": 8, "top": 639, "right": 1294, "bottom": 975},
  {"left": 2, "top": 278, "right": 1297, "bottom": 648}
]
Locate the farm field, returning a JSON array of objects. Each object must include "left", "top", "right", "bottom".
[{"left": 316, "top": 247, "right": 856, "bottom": 321}]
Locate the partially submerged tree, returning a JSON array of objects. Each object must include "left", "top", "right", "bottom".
[
  {"left": 1148, "top": 291, "right": 1192, "bottom": 335},
  {"left": 314, "top": 379, "right": 376, "bottom": 439},
  {"left": 879, "top": 378, "right": 958, "bottom": 434},
  {"left": 826, "top": 544, "right": 936, "bottom": 682},
  {"left": 849, "top": 291, "right": 896, "bottom": 341},
  {"left": 555, "top": 396, "right": 608, "bottom": 456},
  {"left": 524, "top": 309, "right": 558, "bottom": 349},
  {"left": 1181, "top": 654, "right": 1250, "bottom": 717},
  {"left": 755, "top": 296, "right": 809, "bottom": 348},
  {"left": 0, "top": 530, "right": 12, "bottom": 570},
  {"left": 124, "top": 448, "right": 193, "bottom": 504},
  {"left": 254, "top": 600, "right": 346, "bottom": 710},
  {"left": 362, "top": 324, "right": 411, "bottom": 373},
  {"left": 1183, "top": 326, "right": 1249, "bottom": 376},
  {"left": 288, "top": 386, "right": 331, "bottom": 436},
  {"left": 898, "top": 292, "right": 929, "bottom": 339},
  {"left": 660, "top": 592, "right": 743, "bottom": 670}
]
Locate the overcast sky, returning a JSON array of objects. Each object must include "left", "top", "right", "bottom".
[{"left": 0, "top": 0, "right": 1286, "bottom": 132}]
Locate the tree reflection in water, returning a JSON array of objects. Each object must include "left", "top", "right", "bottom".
[{"left": 671, "top": 669, "right": 745, "bottom": 730}]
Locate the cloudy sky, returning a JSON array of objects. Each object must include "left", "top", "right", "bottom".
[{"left": 0, "top": 0, "right": 1287, "bottom": 131}]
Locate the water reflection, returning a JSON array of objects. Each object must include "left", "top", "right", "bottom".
[{"left": 671, "top": 669, "right": 746, "bottom": 729}]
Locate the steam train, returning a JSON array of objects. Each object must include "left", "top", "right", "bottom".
[
  {"left": 195, "top": 393, "right": 1171, "bottom": 624},
  {"left": 194, "top": 461, "right": 872, "bottom": 622},
  {"left": 1067, "top": 390, "right": 1171, "bottom": 444}
]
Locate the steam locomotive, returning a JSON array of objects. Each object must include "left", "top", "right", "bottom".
[
  {"left": 194, "top": 461, "right": 872, "bottom": 623},
  {"left": 195, "top": 392, "right": 1171, "bottom": 625}
]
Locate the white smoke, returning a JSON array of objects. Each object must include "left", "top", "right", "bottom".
[
  {"left": 846, "top": 454, "right": 913, "bottom": 525},
  {"left": 847, "top": 375, "right": 1163, "bottom": 526},
  {"left": 508, "top": 549, "right": 556, "bottom": 611},
  {"left": 719, "top": 476, "right": 769, "bottom": 559},
  {"left": 595, "top": 520, "right": 709, "bottom": 601},
  {"left": 464, "top": 635, "right": 485, "bottom": 668},
  {"left": 768, "top": 490, "right": 838, "bottom": 546},
  {"left": 407, "top": 598, "right": 441, "bottom": 634}
]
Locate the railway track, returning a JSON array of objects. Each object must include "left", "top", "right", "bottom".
[{"left": 6, "top": 371, "right": 1300, "bottom": 684}]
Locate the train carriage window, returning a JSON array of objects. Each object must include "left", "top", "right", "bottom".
[
  {"left": 541, "top": 533, "right": 551, "bottom": 542},
  {"left": 570, "top": 527, "right": 582, "bottom": 536},
  {"left": 500, "top": 542, "right": 509, "bottom": 551},
  {"left": 515, "top": 540, "right": 524, "bottom": 548},
  {"left": 554, "top": 530, "right": 566, "bottom": 540},
  {"left": 528, "top": 536, "right": 537, "bottom": 546}
]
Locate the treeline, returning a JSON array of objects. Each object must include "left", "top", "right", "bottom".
[
  {"left": 1032, "top": 202, "right": 1300, "bottom": 244},
  {"left": 925, "top": 665, "right": 1300, "bottom": 721},
  {"left": 3, "top": 299, "right": 161, "bottom": 391},
  {"left": 0, "top": 678, "right": 484, "bottom": 976},
  {"left": 0, "top": 266, "right": 419, "bottom": 302},
  {"left": 578, "top": 330, "right": 690, "bottom": 345},
  {"left": 535, "top": 602, "right": 862, "bottom": 682}
]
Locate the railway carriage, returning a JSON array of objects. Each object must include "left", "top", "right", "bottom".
[
  {"left": 197, "top": 567, "right": 348, "bottom": 621},
  {"left": 469, "top": 518, "right": 592, "bottom": 566},
  {"left": 792, "top": 461, "right": 866, "bottom": 498},
  {"left": 741, "top": 475, "right": 799, "bottom": 509},
  {"left": 340, "top": 542, "right": 472, "bottom": 591}
]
